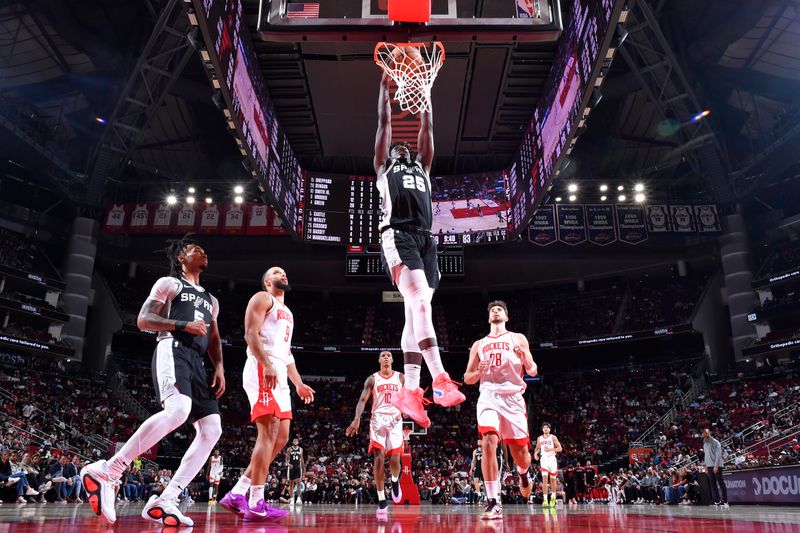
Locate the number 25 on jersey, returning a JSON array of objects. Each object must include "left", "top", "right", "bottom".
[{"left": 402, "top": 174, "right": 426, "bottom": 192}]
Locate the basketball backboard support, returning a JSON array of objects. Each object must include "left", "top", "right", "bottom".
[{"left": 258, "top": 0, "right": 562, "bottom": 43}]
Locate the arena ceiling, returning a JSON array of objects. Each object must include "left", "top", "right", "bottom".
[{"left": 1, "top": 0, "right": 799, "bottom": 207}]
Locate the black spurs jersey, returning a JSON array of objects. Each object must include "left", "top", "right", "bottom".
[
  {"left": 289, "top": 445, "right": 302, "bottom": 466},
  {"left": 376, "top": 158, "right": 433, "bottom": 231},
  {"left": 147, "top": 276, "right": 218, "bottom": 354}
]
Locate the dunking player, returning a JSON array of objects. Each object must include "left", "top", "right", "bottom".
[
  {"left": 346, "top": 351, "right": 404, "bottom": 514},
  {"left": 533, "top": 422, "right": 562, "bottom": 507},
  {"left": 463, "top": 301, "right": 538, "bottom": 520},
  {"left": 207, "top": 449, "right": 223, "bottom": 503},
  {"left": 81, "top": 237, "right": 224, "bottom": 526},
  {"left": 374, "top": 69, "right": 465, "bottom": 428},
  {"left": 219, "top": 267, "right": 315, "bottom": 521},
  {"left": 286, "top": 438, "right": 304, "bottom": 505}
]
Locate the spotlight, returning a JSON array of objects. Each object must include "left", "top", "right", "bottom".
[
  {"left": 599, "top": 184, "right": 608, "bottom": 192},
  {"left": 166, "top": 195, "right": 177, "bottom": 205},
  {"left": 691, "top": 110, "right": 711, "bottom": 122},
  {"left": 618, "top": 194, "right": 626, "bottom": 202},
  {"left": 234, "top": 195, "right": 244, "bottom": 204},
  {"left": 186, "top": 196, "right": 196, "bottom": 204},
  {"left": 234, "top": 185, "right": 244, "bottom": 194},
  {"left": 205, "top": 197, "right": 213, "bottom": 204},
  {"left": 568, "top": 183, "right": 578, "bottom": 193},
  {"left": 617, "top": 185, "right": 624, "bottom": 191},
  {"left": 555, "top": 197, "right": 562, "bottom": 202},
  {"left": 600, "top": 195, "right": 607, "bottom": 201},
  {"left": 635, "top": 193, "right": 645, "bottom": 203},
  {"left": 568, "top": 195, "right": 576, "bottom": 202},
  {"left": 188, "top": 187, "right": 196, "bottom": 193},
  {"left": 95, "top": 117, "right": 107, "bottom": 124},
  {"left": 634, "top": 183, "right": 644, "bottom": 192}
]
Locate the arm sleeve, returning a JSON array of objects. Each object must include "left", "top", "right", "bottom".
[{"left": 147, "top": 277, "right": 180, "bottom": 304}]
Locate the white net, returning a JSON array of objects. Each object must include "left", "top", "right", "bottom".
[{"left": 374, "top": 41, "right": 445, "bottom": 114}]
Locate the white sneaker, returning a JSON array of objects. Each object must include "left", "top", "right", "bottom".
[
  {"left": 81, "top": 460, "right": 117, "bottom": 524},
  {"left": 24, "top": 487, "right": 39, "bottom": 496},
  {"left": 16, "top": 497, "right": 27, "bottom": 504},
  {"left": 6, "top": 477, "right": 20, "bottom": 487},
  {"left": 38, "top": 481, "right": 52, "bottom": 493},
  {"left": 141, "top": 495, "right": 194, "bottom": 527}
]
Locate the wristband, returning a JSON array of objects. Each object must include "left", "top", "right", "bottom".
[{"left": 174, "top": 320, "right": 188, "bottom": 331}]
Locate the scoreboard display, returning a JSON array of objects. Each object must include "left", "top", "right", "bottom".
[
  {"left": 346, "top": 250, "right": 465, "bottom": 278},
  {"left": 303, "top": 175, "right": 380, "bottom": 244}
]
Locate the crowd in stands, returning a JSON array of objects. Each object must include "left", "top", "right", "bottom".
[
  {"left": 623, "top": 272, "right": 706, "bottom": 332},
  {"left": 0, "top": 228, "right": 61, "bottom": 280},
  {"left": 531, "top": 280, "right": 622, "bottom": 341},
  {"left": 755, "top": 241, "right": 800, "bottom": 281}
]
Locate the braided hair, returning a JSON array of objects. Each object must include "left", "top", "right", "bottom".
[{"left": 163, "top": 234, "right": 200, "bottom": 278}]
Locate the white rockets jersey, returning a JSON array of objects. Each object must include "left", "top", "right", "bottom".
[
  {"left": 246, "top": 293, "right": 295, "bottom": 368},
  {"left": 478, "top": 331, "right": 526, "bottom": 395},
  {"left": 371, "top": 371, "right": 402, "bottom": 418},
  {"left": 210, "top": 455, "right": 223, "bottom": 474},
  {"left": 538, "top": 435, "right": 557, "bottom": 459}
]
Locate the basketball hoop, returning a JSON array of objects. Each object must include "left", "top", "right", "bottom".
[
  {"left": 374, "top": 41, "right": 445, "bottom": 115},
  {"left": 403, "top": 428, "right": 413, "bottom": 442}
]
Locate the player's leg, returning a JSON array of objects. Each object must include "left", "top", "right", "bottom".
[
  {"left": 386, "top": 420, "right": 403, "bottom": 504},
  {"left": 243, "top": 415, "right": 281, "bottom": 515},
  {"left": 507, "top": 443, "right": 532, "bottom": 497},
  {"left": 372, "top": 448, "right": 387, "bottom": 510},
  {"left": 143, "top": 412, "right": 222, "bottom": 526},
  {"left": 208, "top": 480, "right": 214, "bottom": 501},
  {"left": 550, "top": 472, "right": 558, "bottom": 506},
  {"left": 499, "top": 397, "right": 532, "bottom": 499},
  {"left": 541, "top": 472, "right": 551, "bottom": 505},
  {"left": 479, "top": 432, "right": 502, "bottom": 519}
]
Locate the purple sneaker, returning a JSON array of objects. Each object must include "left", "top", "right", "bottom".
[
  {"left": 243, "top": 499, "right": 289, "bottom": 521},
  {"left": 219, "top": 492, "right": 247, "bottom": 515}
]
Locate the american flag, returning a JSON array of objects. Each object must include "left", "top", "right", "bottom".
[{"left": 286, "top": 3, "right": 319, "bottom": 19}]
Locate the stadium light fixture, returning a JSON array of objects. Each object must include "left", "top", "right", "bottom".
[
  {"left": 600, "top": 195, "right": 607, "bottom": 201},
  {"left": 618, "top": 194, "right": 626, "bottom": 202},
  {"left": 634, "top": 183, "right": 644, "bottom": 192},
  {"left": 691, "top": 110, "right": 711, "bottom": 122},
  {"left": 188, "top": 187, "right": 196, "bottom": 193},
  {"left": 205, "top": 197, "right": 213, "bottom": 204},
  {"left": 95, "top": 117, "right": 107, "bottom": 124},
  {"left": 166, "top": 195, "right": 177, "bottom": 205},
  {"left": 555, "top": 197, "right": 562, "bottom": 202},
  {"left": 599, "top": 184, "right": 608, "bottom": 192},
  {"left": 568, "top": 183, "right": 578, "bottom": 193},
  {"left": 635, "top": 193, "right": 645, "bottom": 203},
  {"left": 569, "top": 195, "right": 577, "bottom": 202},
  {"left": 234, "top": 185, "right": 244, "bottom": 194},
  {"left": 617, "top": 185, "right": 624, "bottom": 191},
  {"left": 186, "top": 196, "right": 196, "bottom": 204},
  {"left": 234, "top": 195, "right": 244, "bottom": 204}
]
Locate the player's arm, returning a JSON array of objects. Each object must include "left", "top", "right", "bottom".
[
  {"left": 207, "top": 298, "right": 225, "bottom": 398},
  {"left": 513, "top": 333, "right": 537, "bottom": 376},
  {"left": 374, "top": 72, "right": 392, "bottom": 175},
  {"left": 417, "top": 108, "right": 434, "bottom": 175},
  {"left": 469, "top": 450, "right": 476, "bottom": 477},
  {"left": 533, "top": 437, "right": 541, "bottom": 461},
  {"left": 346, "top": 375, "right": 375, "bottom": 436},
  {"left": 287, "top": 362, "right": 315, "bottom": 403},
  {"left": 462, "top": 341, "right": 484, "bottom": 385},
  {"left": 136, "top": 279, "right": 205, "bottom": 335},
  {"left": 243, "top": 292, "right": 278, "bottom": 389},
  {"left": 552, "top": 435, "right": 563, "bottom": 454}
]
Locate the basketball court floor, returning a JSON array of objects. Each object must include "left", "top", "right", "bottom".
[
  {"left": 432, "top": 199, "right": 508, "bottom": 234},
  {"left": 1, "top": 502, "right": 798, "bottom": 532}
]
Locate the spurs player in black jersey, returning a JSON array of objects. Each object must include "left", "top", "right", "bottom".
[
  {"left": 374, "top": 71, "right": 465, "bottom": 429},
  {"left": 81, "top": 236, "right": 225, "bottom": 527}
]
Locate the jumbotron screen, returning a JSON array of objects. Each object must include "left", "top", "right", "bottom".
[{"left": 431, "top": 172, "right": 509, "bottom": 246}]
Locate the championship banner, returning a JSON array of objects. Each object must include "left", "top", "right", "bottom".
[
  {"left": 270, "top": 211, "right": 291, "bottom": 236},
  {"left": 198, "top": 205, "right": 221, "bottom": 233},
  {"left": 246, "top": 204, "right": 271, "bottom": 235},
  {"left": 694, "top": 204, "right": 721, "bottom": 232},
  {"left": 670, "top": 205, "right": 696, "bottom": 232},
  {"left": 102, "top": 204, "right": 127, "bottom": 233},
  {"left": 175, "top": 204, "right": 198, "bottom": 232},
  {"left": 628, "top": 447, "right": 653, "bottom": 465},
  {"left": 724, "top": 465, "right": 800, "bottom": 504},
  {"left": 556, "top": 205, "right": 587, "bottom": 246},
  {"left": 222, "top": 204, "right": 246, "bottom": 234},
  {"left": 528, "top": 205, "right": 557, "bottom": 246},
  {"left": 645, "top": 204, "right": 671, "bottom": 232},
  {"left": 586, "top": 204, "right": 616, "bottom": 246},
  {"left": 127, "top": 204, "right": 151, "bottom": 233},
  {"left": 151, "top": 204, "right": 173, "bottom": 233},
  {"left": 615, "top": 205, "right": 648, "bottom": 244}
]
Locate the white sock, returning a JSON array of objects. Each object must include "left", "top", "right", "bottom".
[
  {"left": 391, "top": 474, "right": 399, "bottom": 483},
  {"left": 209, "top": 486, "right": 214, "bottom": 499},
  {"left": 160, "top": 415, "right": 222, "bottom": 502},
  {"left": 249, "top": 485, "right": 264, "bottom": 507},
  {"left": 485, "top": 480, "right": 500, "bottom": 502},
  {"left": 232, "top": 475, "right": 251, "bottom": 496},
  {"left": 377, "top": 490, "right": 386, "bottom": 501},
  {"left": 404, "top": 364, "right": 421, "bottom": 390},
  {"left": 106, "top": 394, "right": 192, "bottom": 479},
  {"left": 422, "top": 347, "right": 445, "bottom": 380}
]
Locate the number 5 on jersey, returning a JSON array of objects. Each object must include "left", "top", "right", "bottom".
[{"left": 402, "top": 174, "right": 426, "bottom": 192}]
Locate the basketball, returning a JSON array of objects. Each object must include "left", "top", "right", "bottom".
[{"left": 391, "top": 45, "right": 425, "bottom": 74}]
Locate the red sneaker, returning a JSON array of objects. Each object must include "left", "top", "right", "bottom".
[
  {"left": 390, "top": 387, "right": 431, "bottom": 428},
  {"left": 432, "top": 372, "right": 466, "bottom": 407}
]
